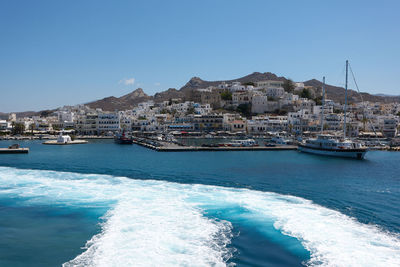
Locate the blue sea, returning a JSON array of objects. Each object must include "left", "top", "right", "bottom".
[{"left": 0, "top": 139, "right": 399, "bottom": 266}]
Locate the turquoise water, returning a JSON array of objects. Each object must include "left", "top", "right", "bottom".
[{"left": 0, "top": 140, "right": 399, "bottom": 266}]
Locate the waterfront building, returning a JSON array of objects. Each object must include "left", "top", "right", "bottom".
[
  {"left": 382, "top": 117, "right": 398, "bottom": 138},
  {"left": 97, "top": 113, "right": 120, "bottom": 134},
  {"left": 75, "top": 113, "right": 98, "bottom": 135},
  {"left": 0, "top": 120, "right": 8, "bottom": 131},
  {"left": 193, "top": 114, "right": 223, "bottom": 132}
]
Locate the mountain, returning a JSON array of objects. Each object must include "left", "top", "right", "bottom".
[
  {"left": 304, "top": 79, "right": 400, "bottom": 104},
  {"left": 45, "top": 73, "right": 400, "bottom": 111},
  {"left": 2, "top": 72, "right": 399, "bottom": 114},
  {"left": 153, "top": 72, "right": 287, "bottom": 101},
  {"left": 87, "top": 72, "right": 288, "bottom": 110},
  {"left": 87, "top": 88, "right": 152, "bottom": 111}
]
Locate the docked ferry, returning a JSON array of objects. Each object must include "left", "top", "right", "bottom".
[
  {"left": 298, "top": 135, "right": 367, "bottom": 159},
  {"left": 298, "top": 60, "right": 368, "bottom": 160}
]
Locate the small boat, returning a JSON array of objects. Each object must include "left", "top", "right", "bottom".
[{"left": 114, "top": 130, "right": 133, "bottom": 144}]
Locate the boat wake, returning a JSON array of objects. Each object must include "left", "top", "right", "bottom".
[{"left": 0, "top": 167, "right": 399, "bottom": 266}]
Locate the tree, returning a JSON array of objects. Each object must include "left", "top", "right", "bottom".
[
  {"left": 186, "top": 106, "right": 195, "bottom": 115},
  {"left": 220, "top": 91, "right": 232, "bottom": 101},
  {"left": 314, "top": 96, "right": 322, "bottom": 105},
  {"left": 29, "top": 124, "right": 35, "bottom": 135},
  {"left": 283, "top": 79, "right": 295, "bottom": 93},
  {"left": 40, "top": 110, "right": 53, "bottom": 117},
  {"left": 12, "top": 123, "right": 25, "bottom": 135},
  {"left": 274, "top": 109, "right": 288, "bottom": 116},
  {"left": 300, "top": 88, "right": 312, "bottom": 99},
  {"left": 237, "top": 103, "right": 252, "bottom": 118},
  {"left": 242, "top": 82, "right": 255, "bottom": 86}
]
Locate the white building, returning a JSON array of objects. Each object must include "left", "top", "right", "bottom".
[
  {"left": 265, "top": 87, "right": 285, "bottom": 98},
  {"left": 230, "top": 82, "right": 246, "bottom": 92},
  {"left": 97, "top": 113, "right": 120, "bottom": 133},
  {"left": 0, "top": 120, "right": 8, "bottom": 131},
  {"left": 251, "top": 94, "right": 268, "bottom": 114}
]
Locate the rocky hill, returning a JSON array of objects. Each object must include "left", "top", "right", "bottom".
[
  {"left": 153, "top": 72, "right": 286, "bottom": 102},
  {"left": 303, "top": 79, "right": 400, "bottom": 104},
  {"left": 86, "top": 88, "right": 152, "bottom": 111},
  {"left": 87, "top": 72, "right": 289, "bottom": 110}
]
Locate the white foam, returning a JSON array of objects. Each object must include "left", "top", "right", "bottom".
[{"left": 1, "top": 167, "right": 399, "bottom": 267}]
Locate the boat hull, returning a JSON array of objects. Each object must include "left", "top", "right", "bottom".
[
  {"left": 298, "top": 144, "right": 367, "bottom": 159},
  {"left": 114, "top": 138, "right": 133, "bottom": 144}
]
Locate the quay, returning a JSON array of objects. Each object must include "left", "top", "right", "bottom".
[
  {"left": 0, "top": 147, "right": 29, "bottom": 154},
  {"left": 156, "top": 145, "right": 298, "bottom": 152},
  {"left": 43, "top": 140, "right": 88, "bottom": 145},
  {"left": 133, "top": 138, "right": 297, "bottom": 152}
]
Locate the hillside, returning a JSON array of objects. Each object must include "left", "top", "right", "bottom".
[
  {"left": 303, "top": 79, "right": 400, "bottom": 104},
  {"left": 153, "top": 72, "right": 286, "bottom": 102},
  {"left": 2, "top": 72, "right": 399, "bottom": 114},
  {"left": 86, "top": 88, "right": 152, "bottom": 111}
]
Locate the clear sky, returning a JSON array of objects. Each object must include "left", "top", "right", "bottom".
[{"left": 1, "top": 0, "right": 399, "bottom": 112}]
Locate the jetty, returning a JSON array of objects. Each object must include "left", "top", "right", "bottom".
[
  {"left": 133, "top": 138, "right": 297, "bottom": 152},
  {"left": 43, "top": 140, "right": 88, "bottom": 145},
  {"left": 42, "top": 131, "right": 88, "bottom": 145},
  {"left": 0, "top": 144, "right": 29, "bottom": 154}
]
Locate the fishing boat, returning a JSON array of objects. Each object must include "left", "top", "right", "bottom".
[
  {"left": 114, "top": 130, "right": 133, "bottom": 144},
  {"left": 298, "top": 61, "right": 368, "bottom": 159}
]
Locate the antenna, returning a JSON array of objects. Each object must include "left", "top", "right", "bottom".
[
  {"left": 344, "top": 60, "right": 348, "bottom": 139},
  {"left": 321, "top": 77, "right": 325, "bottom": 134}
]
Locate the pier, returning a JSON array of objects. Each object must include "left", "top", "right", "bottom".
[
  {"left": 43, "top": 140, "right": 88, "bottom": 145},
  {"left": 0, "top": 147, "right": 29, "bottom": 154},
  {"left": 133, "top": 138, "right": 297, "bottom": 152}
]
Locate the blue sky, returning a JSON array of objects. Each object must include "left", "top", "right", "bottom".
[{"left": 1, "top": 0, "right": 399, "bottom": 112}]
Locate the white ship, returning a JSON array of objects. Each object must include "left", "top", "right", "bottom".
[
  {"left": 298, "top": 61, "right": 368, "bottom": 159},
  {"left": 298, "top": 134, "right": 367, "bottom": 159}
]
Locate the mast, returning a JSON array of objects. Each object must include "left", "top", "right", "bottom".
[
  {"left": 320, "top": 76, "right": 325, "bottom": 134},
  {"left": 344, "top": 60, "right": 348, "bottom": 139}
]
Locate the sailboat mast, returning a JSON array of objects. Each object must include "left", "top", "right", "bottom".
[
  {"left": 320, "top": 76, "right": 325, "bottom": 134},
  {"left": 344, "top": 60, "right": 348, "bottom": 139}
]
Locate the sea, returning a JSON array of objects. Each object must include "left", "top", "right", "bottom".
[{"left": 0, "top": 139, "right": 399, "bottom": 267}]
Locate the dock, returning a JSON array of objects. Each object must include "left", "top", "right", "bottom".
[
  {"left": 43, "top": 140, "right": 88, "bottom": 145},
  {"left": 133, "top": 138, "right": 297, "bottom": 152},
  {"left": 0, "top": 148, "right": 29, "bottom": 154}
]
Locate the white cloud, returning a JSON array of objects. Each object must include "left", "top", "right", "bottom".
[{"left": 119, "top": 77, "right": 135, "bottom": 86}]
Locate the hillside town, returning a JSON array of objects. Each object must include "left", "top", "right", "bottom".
[{"left": 1, "top": 79, "right": 400, "bottom": 145}]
